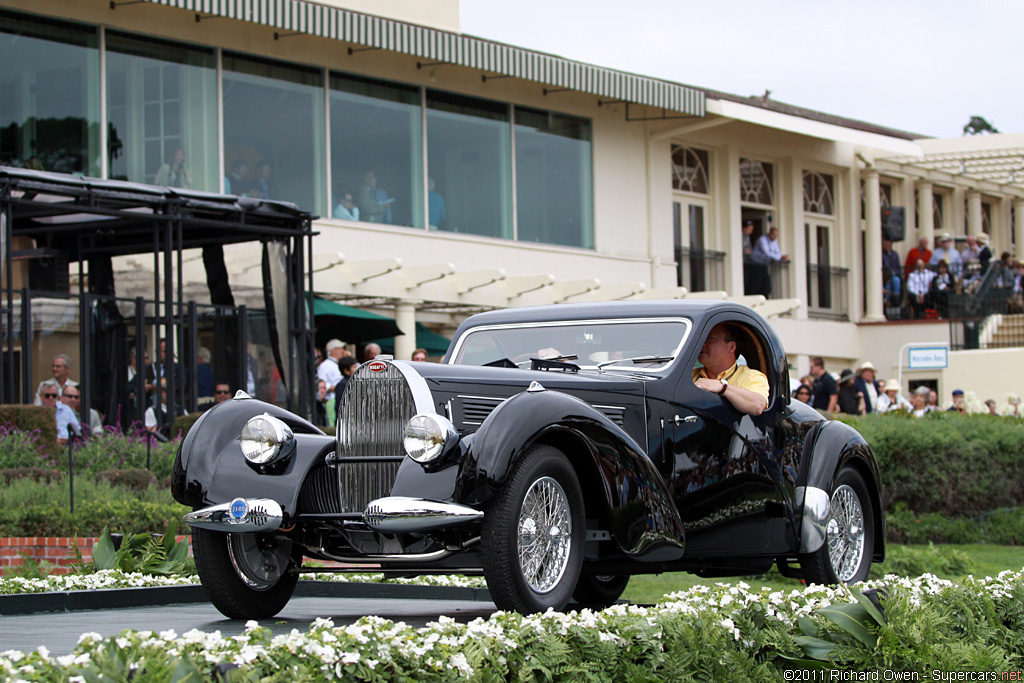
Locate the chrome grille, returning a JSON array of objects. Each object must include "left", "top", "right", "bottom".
[
  {"left": 337, "top": 363, "right": 418, "bottom": 458},
  {"left": 331, "top": 362, "right": 419, "bottom": 514},
  {"left": 338, "top": 459, "right": 403, "bottom": 513}
]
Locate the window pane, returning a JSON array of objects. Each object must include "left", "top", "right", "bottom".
[
  {"left": 739, "top": 158, "right": 774, "bottom": 206},
  {"left": 329, "top": 73, "right": 423, "bottom": 227},
  {"left": 223, "top": 53, "right": 325, "bottom": 213},
  {"left": 427, "top": 90, "right": 511, "bottom": 239},
  {"left": 514, "top": 106, "right": 593, "bottom": 248},
  {"left": 0, "top": 11, "right": 99, "bottom": 176},
  {"left": 106, "top": 32, "right": 216, "bottom": 189}
]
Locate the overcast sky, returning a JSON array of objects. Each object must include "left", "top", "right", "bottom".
[{"left": 460, "top": 0, "right": 1021, "bottom": 139}]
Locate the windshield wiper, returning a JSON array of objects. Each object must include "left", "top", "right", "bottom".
[{"left": 597, "top": 355, "right": 675, "bottom": 371}]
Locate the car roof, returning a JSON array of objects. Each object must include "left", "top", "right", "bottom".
[{"left": 455, "top": 299, "right": 762, "bottom": 330}]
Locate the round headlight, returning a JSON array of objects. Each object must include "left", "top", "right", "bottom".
[
  {"left": 240, "top": 413, "right": 295, "bottom": 465},
  {"left": 403, "top": 413, "right": 457, "bottom": 464}
]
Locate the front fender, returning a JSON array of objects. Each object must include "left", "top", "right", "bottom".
[
  {"left": 171, "top": 396, "right": 335, "bottom": 516},
  {"left": 458, "top": 387, "right": 685, "bottom": 562},
  {"left": 797, "top": 420, "right": 885, "bottom": 560}
]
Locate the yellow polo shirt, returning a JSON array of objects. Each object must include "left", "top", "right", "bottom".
[{"left": 692, "top": 362, "right": 770, "bottom": 408}]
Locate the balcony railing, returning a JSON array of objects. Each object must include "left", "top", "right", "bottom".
[
  {"left": 948, "top": 264, "right": 1023, "bottom": 349},
  {"left": 806, "top": 264, "right": 849, "bottom": 321},
  {"left": 676, "top": 247, "right": 726, "bottom": 293}
]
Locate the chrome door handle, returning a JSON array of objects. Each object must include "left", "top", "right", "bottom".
[{"left": 672, "top": 415, "right": 697, "bottom": 425}]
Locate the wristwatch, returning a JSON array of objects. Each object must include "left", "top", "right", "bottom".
[{"left": 719, "top": 378, "right": 729, "bottom": 394}]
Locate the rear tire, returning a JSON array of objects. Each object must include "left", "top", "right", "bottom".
[
  {"left": 799, "top": 466, "right": 874, "bottom": 584},
  {"left": 481, "top": 444, "right": 585, "bottom": 614},
  {"left": 193, "top": 527, "right": 299, "bottom": 620},
  {"left": 572, "top": 574, "right": 629, "bottom": 608}
]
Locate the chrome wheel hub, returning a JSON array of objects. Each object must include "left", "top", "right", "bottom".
[
  {"left": 826, "top": 484, "right": 866, "bottom": 582},
  {"left": 227, "top": 534, "right": 291, "bottom": 590},
  {"left": 517, "top": 476, "right": 572, "bottom": 594}
]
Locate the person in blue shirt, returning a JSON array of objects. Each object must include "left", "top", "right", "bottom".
[{"left": 428, "top": 177, "right": 446, "bottom": 228}]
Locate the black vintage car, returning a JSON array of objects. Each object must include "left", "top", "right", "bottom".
[{"left": 173, "top": 300, "right": 884, "bottom": 618}]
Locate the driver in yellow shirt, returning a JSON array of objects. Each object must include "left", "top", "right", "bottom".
[{"left": 692, "top": 323, "right": 770, "bottom": 416}]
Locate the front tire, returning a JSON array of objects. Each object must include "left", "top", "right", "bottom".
[
  {"left": 800, "top": 466, "right": 875, "bottom": 584},
  {"left": 193, "top": 527, "right": 299, "bottom": 619},
  {"left": 481, "top": 444, "right": 585, "bottom": 614}
]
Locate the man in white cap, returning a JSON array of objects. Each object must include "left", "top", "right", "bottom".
[
  {"left": 975, "top": 233, "right": 992, "bottom": 272},
  {"left": 317, "top": 338, "right": 347, "bottom": 427},
  {"left": 853, "top": 361, "right": 881, "bottom": 414},
  {"left": 929, "top": 233, "right": 962, "bottom": 277}
]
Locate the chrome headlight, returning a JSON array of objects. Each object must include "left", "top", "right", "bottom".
[
  {"left": 403, "top": 413, "right": 458, "bottom": 464},
  {"left": 240, "top": 413, "right": 295, "bottom": 465}
]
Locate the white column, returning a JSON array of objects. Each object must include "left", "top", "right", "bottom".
[
  {"left": 917, "top": 182, "right": 934, "bottom": 247},
  {"left": 863, "top": 169, "right": 884, "bottom": 322},
  {"left": 967, "top": 190, "right": 983, "bottom": 238},
  {"left": 1016, "top": 200, "right": 1024, "bottom": 258},
  {"left": 394, "top": 300, "right": 418, "bottom": 361},
  {"left": 723, "top": 145, "right": 744, "bottom": 296}
]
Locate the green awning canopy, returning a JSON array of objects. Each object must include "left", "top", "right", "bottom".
[
  {"left": 313, "top": 297, "right": 403, "bottom": 345},
  {"left": 372, "top": 322, "right": 451, "bottom": 357}
]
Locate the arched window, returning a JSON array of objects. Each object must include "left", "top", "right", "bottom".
[
  {"left": 803, "top": 171, "right": 835, "bottom": 215},
  {"left": 671, "top": 146, "right": 710, "bottom": 194}
]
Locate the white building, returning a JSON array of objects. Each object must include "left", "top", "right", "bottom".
[{"left": 2, "top": 0, "right": 1022, "bottom": 406}]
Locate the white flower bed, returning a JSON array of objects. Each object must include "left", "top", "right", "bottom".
[
  {"left": 0, "top": 568, "right": 1021, "bottom": 682},
  {"left": 0, "top": 570, "right": 485, "bottom": 595}
]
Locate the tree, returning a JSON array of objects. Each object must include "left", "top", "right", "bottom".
[{"left": 963, "top": 116, "right": 1000, "bottom": 135}]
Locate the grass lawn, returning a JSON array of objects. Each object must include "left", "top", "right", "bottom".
[{"left": 620, "top": 544, "right": 1024, "bottom": 605}]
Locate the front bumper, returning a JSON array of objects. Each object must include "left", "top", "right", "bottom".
[
  {"left": 183, "top": 498, "right": 284, "bottom": 533},
  {"left": 363, "top": 497, "right": 484, "bottom": 533}
]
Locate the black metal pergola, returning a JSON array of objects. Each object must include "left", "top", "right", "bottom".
[{"left": 0, "top": 166, "right": 317, "bottom": 429}]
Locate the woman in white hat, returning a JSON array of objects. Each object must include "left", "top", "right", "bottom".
[{"left": 876, "top": 379, "right": 912, "bottom": 413}]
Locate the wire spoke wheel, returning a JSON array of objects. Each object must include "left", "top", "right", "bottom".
[
  {"left": 826, "top": 484, "right": 866, "bottom": 582},
  {"left": 517, "top": 476, "right": 572, "bottom": 594}
]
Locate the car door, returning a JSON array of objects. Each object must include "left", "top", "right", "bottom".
[{"left": 666, "top": 314, "right": 787, "bottom": 556}]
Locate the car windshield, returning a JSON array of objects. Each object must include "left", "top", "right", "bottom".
[{"left": 449, "top": 318, "right": 691, "bottom": 372}]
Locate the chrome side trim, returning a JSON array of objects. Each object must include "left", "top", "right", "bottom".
[
  {"left": 309, "top": 537, "right": 480, "bottom": 565},
  {"left": 183, "top": 498, "right": 283, "bottom": 533},
  {"left": 363, "top": 496, "right": 484, "bottom": 533},
  {"left": 796, "top": 486, "right": 831, "bottom": 554}
]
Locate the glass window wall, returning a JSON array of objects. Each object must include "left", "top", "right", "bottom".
[
  {"left": 0, "top": 11, "right": 100, "bottom": 176},
  {"left": 514, "top": 107, "right": 592, "bottom": 248},
  {"left": 427, "top": 90, "right": 511, "bottom": 239},
  {"left": 222, "top": 53, "right": 326, "bottom": 214},
  {"left": 329, "top": 73, "right": 422, "bottom": 227},
  {"left": 106, "top": 32, "right": 217, "bottom": 191}
]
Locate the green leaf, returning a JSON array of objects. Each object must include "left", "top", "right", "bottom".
[
  {"left": 92, "top": 526, "right": 117, "bottom": 570},
  {"left": 797, "top": 616, "right": 820, "bottom": 637},
  {"left": 818, "top": 603, "right": 878, "bottom": 649},
  {"left": 852, "top": 590, "right": 886, "bottom": 627},
  {"left": 794, "top": 635, "right": 837, "bottom": 661}
]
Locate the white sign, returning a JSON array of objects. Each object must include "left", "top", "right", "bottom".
[{"left": 908, "top": 346, "right": 948, "bottom": 369}]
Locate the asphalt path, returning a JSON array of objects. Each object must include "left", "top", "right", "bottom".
[{"left": 0, "top": 596, "right": 498, "bottom": 655}]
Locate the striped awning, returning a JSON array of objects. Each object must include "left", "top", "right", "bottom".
[{"left": 143, "top": 0, "right": 705, "bottom": 117}]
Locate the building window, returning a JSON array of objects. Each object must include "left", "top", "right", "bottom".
[
  {"left": 933, "top": 193, "right": 944, "bottom": 231},
  {"left": 0, "top": 11, "right": 100, "bottom": 176},
  {"left": 427, "top": 90, "right": 512, "bottom": 240},
  {"left": 222, "top": 53, "right": 326, "bottom": 214},
  {"left": 671, "top": 146, "right": 709, "bottom": 194},
  {"left": 106, "top": 32, "right": 217, "bottom": 191},
  {"left": 803, "top": 170, "right": 835, "bottom": 215},
  {"left": 329, "top": 73, "right": 423, "bottom": 227},
  {"left": 514, "top": 106, "right": 593, "bottom": 248},
  {"left": 739, "top": 158, "right": 774, "bottom": 205}
]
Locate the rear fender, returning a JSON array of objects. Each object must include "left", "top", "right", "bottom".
[
  {"left": 458, "top": 386, "right": 685, "bottom": 561},
  {"left": 172, "top": 396, "right": 335, "bottom": 514},
  {"left": 796, "top": 420, "right": 885, "bottom": 560}
]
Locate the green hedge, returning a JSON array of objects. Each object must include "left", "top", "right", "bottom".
[
  {"left": 838, "top": 412, "right": 1024, "bottom": 516},
  {"left": 0, "top": 499, "right": 189, "bottom": 537}
]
